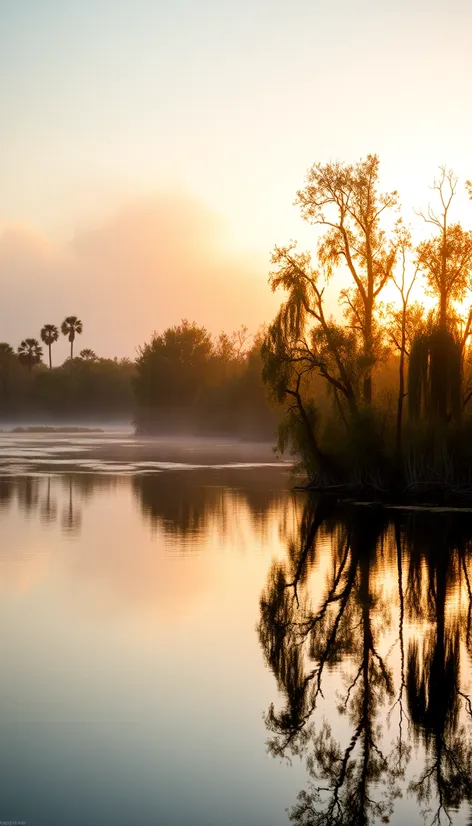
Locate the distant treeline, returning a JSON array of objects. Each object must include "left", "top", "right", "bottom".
[
  {"left": 134, "top": 320, "right": 278, "bottom": 437},
  {"left": 0, "top": 314, "right": 137, "bottom": 421},
  {"left": 0, "top": 319, "right": 279, "bottom": 437},
  {"left": 0, "top": 350, "right": 136, "bottom": 422}
]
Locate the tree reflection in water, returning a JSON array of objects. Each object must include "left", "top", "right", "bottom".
[
  {"left": 132, "top": 468, "right": 291, "bottom": 541},
  {"left": 258, "top": 500, "right": 472, "bottom": 825}
]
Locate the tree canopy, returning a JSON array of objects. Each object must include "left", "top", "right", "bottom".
[{"left": 261, "top": 155, "right": 472, "bottom": 492}]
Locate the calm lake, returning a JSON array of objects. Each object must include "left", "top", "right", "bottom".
[{"left": 1, "top": 433, "right": 472, "bottom": 825}]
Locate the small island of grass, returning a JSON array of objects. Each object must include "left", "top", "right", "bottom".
[{"left": 10, "top": 426, "right": 105, "bottom": 434}]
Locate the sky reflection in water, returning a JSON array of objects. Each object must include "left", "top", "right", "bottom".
[{"left": 0, "top": 470, "right": 472, "bottom": 825}]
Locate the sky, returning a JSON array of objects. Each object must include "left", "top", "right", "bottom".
[{"left": 1, "top": 0, "right": 472, "bottom": 359}]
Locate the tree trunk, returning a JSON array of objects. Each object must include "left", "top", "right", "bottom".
[
  {"left": 396, "top": 308, "right": 406, "bottom": 455},
  {"left": 291, "top": 389, "right": 336, "bottom": 481},
  {"left": 316, "top": 301, "right": 359, "bottom": 416},
  {"left": 439, "top": 290, "right": 447, "bottom": 329},
  {"left": 70, "top": 337, "right": 74, "bottom": 360},
  {"left": 334, "top": 389, "right": 349, "bottom": 431},
  {"left": 363, "top": 374, "right": 372, "bottom": 405},
  {"left": 49, "top": 343, "right": 52, "bottom": 369},
  {"left": 363, "top": 242, "right": 374, "bottom": 406},
  {"left": 363, "top": 296, "right": 373, "bottom": 405},
  {"left": 440, "top": 218, "right": 447, "bottom": 329},
  {"left": 295, "top": 390, "right": 325, "bottom": 468}
]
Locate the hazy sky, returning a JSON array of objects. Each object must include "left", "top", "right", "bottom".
[{"left": 1, "top": 0, "right": 472, "bottom": 358}]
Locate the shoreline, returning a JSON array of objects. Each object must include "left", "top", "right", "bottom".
[{"left": 296, "top": 481, "right": 472, "bottom": 510}]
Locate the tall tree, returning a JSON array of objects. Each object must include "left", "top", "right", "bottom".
[
  {"left": 296, "top": 154, "right": 398, "bottom": 403},
  {"left": 261, "top": 315, "right": 329, "bottom": 476},
  {"left": 266, "top": 245, "right": 361, "bottom": 417},
  {"left": 417, "top": 168, "right": 472, "bottom": 328},
  {"left": 134, "top": 320, "right": 214, "bottom": 431},
  {"left": 18, "top": 338, "right": 43, "bottom": 372},
  {"left": 261, "top": 240, "right": 377, "bottom": 480},
  {"left": 388, "top": 228, "right": 419, "bottom": 453},
  {"left": 61, "top": 316, "right": 83, "bottom": 359},
  {"left": 407, "top": 170, "right": 472, "bottom": 425},
  {"left": 40, "top": 324, "right": 59, "bottom": 369}
]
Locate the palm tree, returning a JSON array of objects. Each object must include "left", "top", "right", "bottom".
[
  {"left": 40, "top": 324, "right": 59, "bottom": 369},
  {"left": 61, "top": 316, "right": 83, "bottom": 359},
  {"left": 18, "top": 338, "right": 43, "bottom": 372},
  {"left": 79, "top": 348, "right": 97, "bottom": 361}
]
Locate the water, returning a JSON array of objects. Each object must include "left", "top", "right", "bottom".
[{"left": 1, "top": 435, "right": 472, "bottom": 825}]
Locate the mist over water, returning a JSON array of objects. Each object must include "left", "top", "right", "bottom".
[{"left": 0, "top": 430, "right": 286, "bottom": 475}]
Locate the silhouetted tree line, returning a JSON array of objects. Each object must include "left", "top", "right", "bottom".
[
  {"left": 0, "top": 316, "right": 278, "bottom": 434},
  {"left": 0, "top": 314, "right": 135, "bottom": 421},
  {"left": 134, "top": 320, "right": 278, "bottom": 437},
  {"left": 0, "top": 353, "right": 136, "bottom": 422},
  {"left": 261, "top": 156, "right": 472, "bottom": 493}
]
